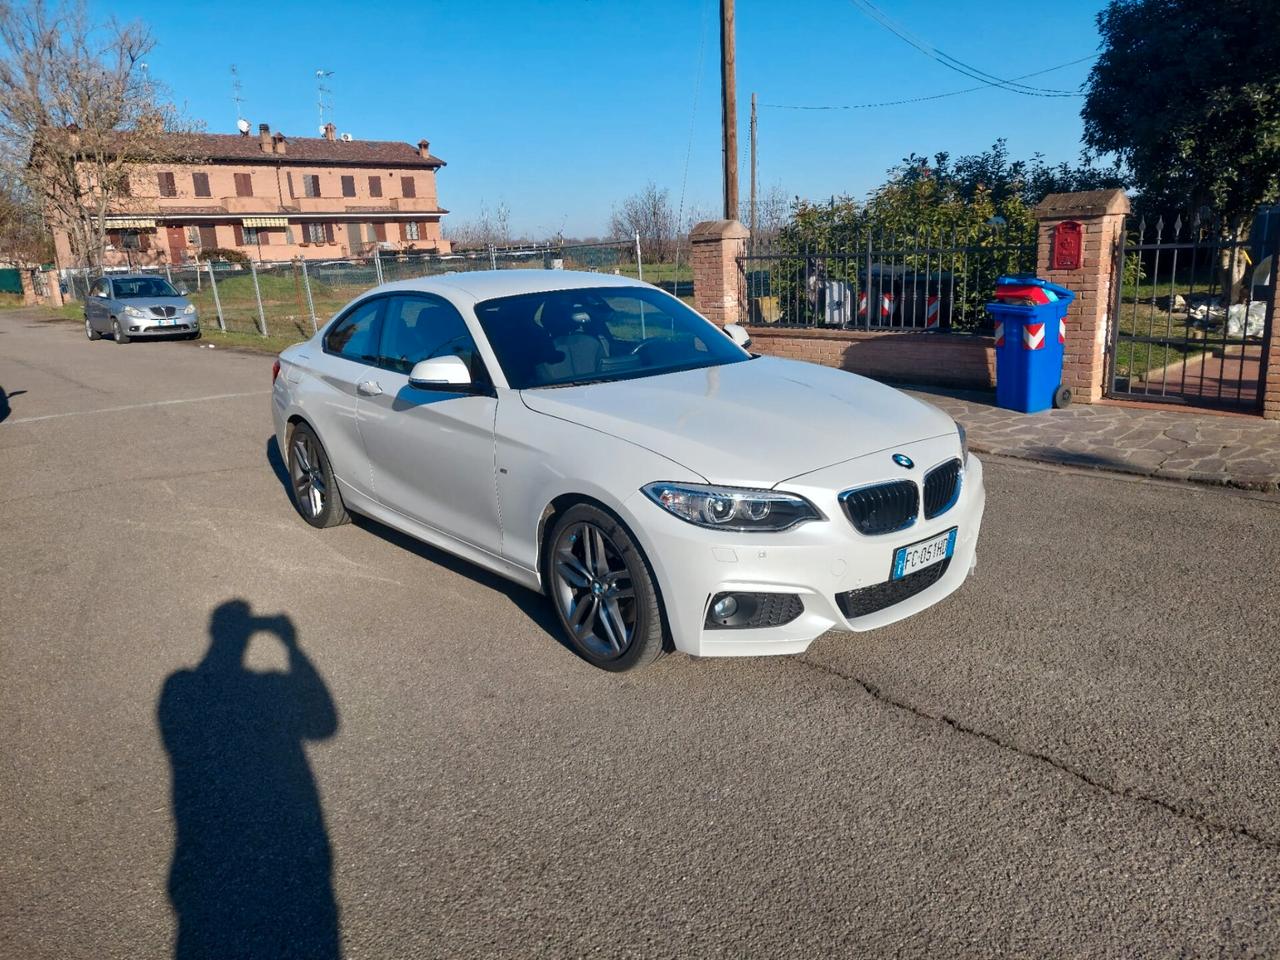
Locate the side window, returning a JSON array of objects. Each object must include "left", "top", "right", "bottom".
[
  {"left": 92, "top": 279, "right": 108, "bottom": 297},
  {"left": 324, "top": 297, "right": 384, "bottom": 364},
  {"left": 379, "top": 295, "right": 488, "bottom": 383}
]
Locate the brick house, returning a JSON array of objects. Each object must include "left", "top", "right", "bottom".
[{"left": 52, "top": 122, "right": 450, "bottom": 269}]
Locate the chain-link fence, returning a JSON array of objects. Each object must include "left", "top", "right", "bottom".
[{"left": 59, "top": 241, "right": 695, "bottom": 342}]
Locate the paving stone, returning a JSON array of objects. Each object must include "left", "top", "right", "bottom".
[{"left": 904, "top": 387, "right": 1280, "bottom": 491}]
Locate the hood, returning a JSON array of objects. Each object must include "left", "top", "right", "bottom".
[
  {"left": 520, "top": 356, "right": 956, "bottom": 487},
  {"left": 119, "top": 296, "right": 191, "bottom": 308}
]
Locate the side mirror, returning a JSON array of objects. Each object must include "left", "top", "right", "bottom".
[
  {"left": 408, "top": 355, "right": 472, "bottom": 389},
  {"left": 724, "top": 323, "right": 752, "bottom": 349},
  {"left": 177, "top": 286, "right": 189, "bottom": 296}
]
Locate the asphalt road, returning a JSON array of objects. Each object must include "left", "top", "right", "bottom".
[{"left": 3, "top": 307, "right": 1280, "bottom": 959}]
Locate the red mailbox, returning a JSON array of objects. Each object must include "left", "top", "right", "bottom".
[{"left": 1052, "top": 220, "right": 1082, "bottom": 271}]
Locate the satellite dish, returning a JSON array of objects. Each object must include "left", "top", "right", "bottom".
[
  {"left": 236, "top": 118, "right": 250, "bottom": 134},
  {"left": 340, "top": 132, "right": 353, "bottom": 142},
  {"left": 318, "top": 124, "right": 327, "bottom": 135}
]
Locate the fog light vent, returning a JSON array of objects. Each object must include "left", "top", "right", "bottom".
[{"left": 705, "top": 592, "right": 803, "bottom": 630}]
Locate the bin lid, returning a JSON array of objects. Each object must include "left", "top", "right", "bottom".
[{"left": 996, "top": 275, "right": 1075, "bottom": 304}]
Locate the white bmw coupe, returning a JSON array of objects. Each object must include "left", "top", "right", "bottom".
[{"left": 272, "top": 270, "right": 984, "bottom": 670}]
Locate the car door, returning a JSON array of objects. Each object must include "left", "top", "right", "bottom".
[
  {"left": 304, "top": 295, "right": 386, "bottom": 500},
  {"left": 356, "top": 292, "right": 500, "bottom": 552},
  {"left": 87, "top": 278, "right": 108, "bottom": 329}
]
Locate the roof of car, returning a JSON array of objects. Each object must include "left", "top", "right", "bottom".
[
  {"left": 372, "top": 269, "right": 648, "bottom": 303},
  {"left": 103, "top": 274, "right": 173, "bottom": 283}
]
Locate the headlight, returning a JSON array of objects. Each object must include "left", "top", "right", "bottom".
[
  {"left": 642, "top": 481, "right": 821, "bottom": 532},
  {"left": 183, "top": 303, "right": 196, "bottom": 314},
  {"left": 124, "top": 305, "right": 146, "bottom": 318},
  {"left": 956, "top": 422, "right": 968, "bottom": 460}
]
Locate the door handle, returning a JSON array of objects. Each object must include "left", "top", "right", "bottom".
[{"left": 356, "top": 380, "right": 383, "bottom": 397}]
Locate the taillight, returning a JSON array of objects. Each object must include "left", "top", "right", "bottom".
[{"left": 272, "top": 359, "right": 281, "bottom": 383}]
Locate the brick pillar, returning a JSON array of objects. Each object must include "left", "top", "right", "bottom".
[
  {"left": 690, "top": 219, "right": 749, "bottom": 326},
  {"left": 1264, "top": 310, "right": 1280, "bottom": 421},
  {"left": 42, "top": 268, "right": 64, "bottom": 307},
  {"left": 1034, "top": 189, "right": 1130, "bottom": 403},
  {"left": 18, "top": 268, "right": 37, "bottom": 306}
]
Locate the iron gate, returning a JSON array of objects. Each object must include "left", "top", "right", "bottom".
[{"left": 1107, "top": 213, "right": 1277, "bottom": 411}]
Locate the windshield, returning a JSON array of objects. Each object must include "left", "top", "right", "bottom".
[
  {"left": 111, "top": 277, "right": 180, "bottom": 298},
  {"left": 473, "top": 286, "right": 750, "bottom": 389}
]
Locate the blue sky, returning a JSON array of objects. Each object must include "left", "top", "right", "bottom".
[{"left": 91, "top": 0, "right": 1105, "bottom": 237}]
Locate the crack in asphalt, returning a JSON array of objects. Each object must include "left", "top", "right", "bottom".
[{"left": 797, "top": 655, "right": 1280, "bottom": 855}]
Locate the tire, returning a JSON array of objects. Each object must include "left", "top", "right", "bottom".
[
  {"left": 187, "top": 329, "right": 202, "bottom": 340},
  {"left": 111, "top": 318, "right": 129, "bottom": 345},
  {"left": 287, "top": 421, "right": 350, "bottom": 528},
  {"left": 543, "top": 503, "right": 666, "bottom": 671},
  {"left": 85, "top": 316, "right": 101, "bottom": 341},
  {"left": 1053, "top": 384, "right": 1073, "bottom": 409}
]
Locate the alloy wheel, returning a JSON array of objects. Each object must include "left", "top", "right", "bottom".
[
  {"left": 290, "top": 432, "right": 326, "bottom": 519},
  {"left": 551, "top": 521, "right": 637, "bottom": 659}
]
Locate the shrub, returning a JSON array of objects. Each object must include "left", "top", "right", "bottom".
[{"left": 199, "top": 247, "right": 250, "bottom": 266}]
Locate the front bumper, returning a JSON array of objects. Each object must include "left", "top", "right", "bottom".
[
  {"left": 626, "top": 438, "right": 985, "bottom": 658},
  {"left": 122, "top": 313, "right": 198, "bottom": 336}
]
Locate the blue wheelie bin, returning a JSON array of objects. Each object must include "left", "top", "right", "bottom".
[{"left": 987, "top": 276, "right": 1075, "bottom": 413}]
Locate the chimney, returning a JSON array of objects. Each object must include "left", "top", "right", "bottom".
[
  {"left": 272, "top": 132, "right": 287, "bottom": 155},
  {"left": 258, "top": 123, "right": 271, "bottom": 152},
  {"left": 323, "top": 122, "right": 336, "bottom": 142},
  {"left": 65, "top": 122, "right": 81, "bottom": 150},
  {"left": 417, "top": 138, "right": 430, "bottom": 159}
]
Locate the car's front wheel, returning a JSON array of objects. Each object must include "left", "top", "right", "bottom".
[
  {"left": 544, "top": 504, "right": 666, "bottom": 671},
  {"left": 111, "top": 318, "right": 129, "bottom": 344},
  {"left": 287, "top": 422, "right": 350, "bottom": 528}
]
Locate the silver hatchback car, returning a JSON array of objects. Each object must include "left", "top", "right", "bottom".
[{"left": 84, "top": 274, "right": 201, "bottom": 344}]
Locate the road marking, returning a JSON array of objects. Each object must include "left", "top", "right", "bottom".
[{"left": 7, "top": 390, "right": 268, "bottom": 424}]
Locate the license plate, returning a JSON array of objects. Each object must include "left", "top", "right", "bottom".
[
  {"left": 892, "top": 527, "right": 957, "bottom": 580},
  {"left": 156, "top": 317, "right": 176, "bottom": 325}
]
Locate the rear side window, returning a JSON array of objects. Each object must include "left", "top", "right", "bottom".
[{"left": 324, "top": 298, "right": 383, "bottom": 364}]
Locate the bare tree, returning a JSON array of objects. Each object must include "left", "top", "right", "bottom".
[
  {"left": 610, "top": 182, "right": 676, "bottom": 264},
  {"left": 0, "top": 0, "right": 193, "bottom": 268},
  {"left": 445, "top": 198, "right": 513, "bottom": 249},
  {"left": 754, "top": 183, "right": 792, "bottom": 240},
  {"left": 0, "top": 170, "right": 52, "bottom": 263}
]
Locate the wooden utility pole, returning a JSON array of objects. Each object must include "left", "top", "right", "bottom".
[
  {"left": 749, "top": 91, "right": 758, "bottom": 239},
  {"left": 720, "top": 0, "right": 738, "bottom": 221}
]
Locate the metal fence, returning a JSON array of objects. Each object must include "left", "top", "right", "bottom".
[
  {"left": 1106, "top": 214, "right": 1276, "bottom": 411},
  {"left": 738, "top": 227, "right": 1037, "bottom": 333},
  {"left": 58, "top": 240, "right": 693, "bottom": 340}
]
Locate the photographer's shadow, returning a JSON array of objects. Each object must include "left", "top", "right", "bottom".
[{"left": 158, "top": 601, "right": 341, "bottom": 959}]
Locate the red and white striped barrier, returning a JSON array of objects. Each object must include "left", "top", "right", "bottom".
[
  {"left": 924, "top": 295, "right": 940, "bottom": 329},
  {"left": 994, "top": 320, "right": 1005, "bottom": 347},
  {"left": 1023, "top": 321, "right": 1046, "bottom": 350},
  {"left": 1058, "top": 318, "right": 1066, "bottom": 344},
  {"left": 858, "top": 291, "right": 895, "bottom": 321}
]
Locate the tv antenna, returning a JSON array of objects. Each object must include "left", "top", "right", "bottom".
[
  {"left": 315, "top": 69, "right": 334, "bottom": 130},
  {"left": 230, "top": 64, "right": 246, "bottom": 127}
]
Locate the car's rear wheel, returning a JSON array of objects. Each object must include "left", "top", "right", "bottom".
[
  {"left": 287, "top": 422, "right": 349, "bottom": 528},
  {"left": 545, "top": 504, "right": 666, "bottom": 671},
  {"left": 111, "top": 318, "right": 129, "bottom": 344},
  {"left": 85, "top": 316, "right": 100, "bottom": 341}
]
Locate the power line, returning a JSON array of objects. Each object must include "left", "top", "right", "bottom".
[
  {"left": 761, "top": 55, "right": 1094, "bottom": 111},
  {"left": 849, "top": 0, "right": 1083, "bottom": 97}
]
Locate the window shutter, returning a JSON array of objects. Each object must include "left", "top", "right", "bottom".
[
  {"left": 368, "top": 176, "right": 382, "bottom": 198},
  {"left": 287, "top": 172, "right": 295, "bottom": 198},
  {"left": 374, "top": 222, "right": 387, "bottom": 242},
  {"left": 198, "top": 225, "right": 217, "bottom": 248},
  {"left": 235, "top": 173, "right": 253, "bottom": 197},
  {"left": 192, "top": 172, "right": 210, "bottom": 197},
  {"left": 139, "top": 230, "right": 151, "bottom": 251},
  {"left": 233, "top": 223, "right": 244, "bottom": 245},
  {"left": 417, "top": 221, "right": 428, "bottom": 238},
  {"left": 324, "top": 223, "right": 335, "bottom": 244},
  {"left": 341, "top": 175, "right": 355, "bottom": 197},
  {"left": 400, "top": 176, "right": 415, "bottom": 198},
  {"left": 158, "top": 172, "right": 176, "bottom": 197}
]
